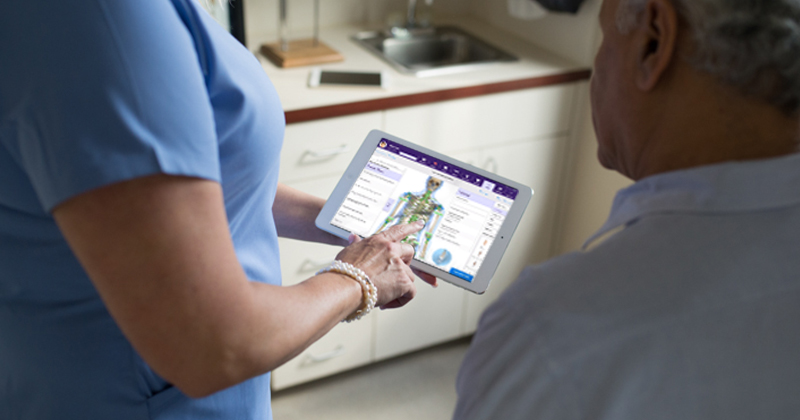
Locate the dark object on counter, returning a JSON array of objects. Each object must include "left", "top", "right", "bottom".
[{"left": 534, "top": 0, "right": 585, "bottom": 13}]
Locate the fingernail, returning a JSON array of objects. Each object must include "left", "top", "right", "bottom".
[
  {"left": 414, "top": 220, "right": 425, "bottom": 227},
  {"left": 348, "top": 234, "right": 357, "bottom": 244}
]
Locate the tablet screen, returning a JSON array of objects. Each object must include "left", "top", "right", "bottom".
[{"left": 330, "top": 139, "right": 519, "bottom": 282}]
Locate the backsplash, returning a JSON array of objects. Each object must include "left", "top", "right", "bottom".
[
  {"left": 243, "top": 0, "right": 407, "bottom": 49},
  {"left": 242, "top": 0, "right": 599, "bottom": 66}
]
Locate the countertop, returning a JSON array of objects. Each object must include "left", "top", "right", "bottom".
[{"left": 255, "top": 16, "right": 592, "bottom": 123}]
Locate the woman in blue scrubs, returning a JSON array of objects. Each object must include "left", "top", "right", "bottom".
[{"left": 0, "top": 1, "right": 434, "bottom": 419}]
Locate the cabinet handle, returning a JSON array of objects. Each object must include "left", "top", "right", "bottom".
[
  {"left": 299, "top": 259, "right": 334, "bottom": 273},
  {"left": 302, "top": 144, "right": 350, "bottom": 161},
  {"left": 303, "top": 345, "right": 345, "bottom": 364},
  {"left": 482, "top": 156, "right": 499, "bottom": 173}
]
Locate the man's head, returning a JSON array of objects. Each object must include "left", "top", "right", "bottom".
[
  {"left": 619, "top": 0, "right": 800, "bottom": 113},
  {"left": 591, "top": 0, "right": 800, "bottom": 179}
]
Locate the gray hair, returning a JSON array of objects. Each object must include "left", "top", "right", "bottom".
[{"left": 618, "top": 0, "right": 800, "bottom": 114}]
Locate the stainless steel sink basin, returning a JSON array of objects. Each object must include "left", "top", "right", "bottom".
[{"left": 352, "top": 26, "right": 518, "bottom": 77}]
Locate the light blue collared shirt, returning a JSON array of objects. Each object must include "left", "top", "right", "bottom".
[{"left": 455, "top": 153, "right": 800, "bottom": 419}]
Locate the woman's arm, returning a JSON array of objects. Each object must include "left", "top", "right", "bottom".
[
  {"left": 273, "top": 182, "right": 438, "bottom": 286},
  {"left": 272, "top": 182, "right": 347, "bottom": 246},
  {"left": 53, "top": 174, "right": 420, "bottom": 398}
]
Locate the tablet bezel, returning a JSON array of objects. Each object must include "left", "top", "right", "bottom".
[{"left": 315, "top": 129, "right": 533, "bottom": 294}]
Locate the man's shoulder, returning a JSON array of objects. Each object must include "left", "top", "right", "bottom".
[
  {"left": 492, "top": 229, "right": 654, "bottom": 319},
  {"left": 472, "top": 218, "right": 706, "bottom": 371},
  {"left": 454, "top": 248, "right": 633, "bottom": 420}
]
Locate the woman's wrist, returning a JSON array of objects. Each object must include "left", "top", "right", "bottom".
[{"left": 317, "top": 260, "right": 377, "bottom": 322}]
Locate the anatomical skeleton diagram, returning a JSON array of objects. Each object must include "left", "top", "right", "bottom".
[{"left": 375, "top": 176, "right": 445, "bottom": 259}]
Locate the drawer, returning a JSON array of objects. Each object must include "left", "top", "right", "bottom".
[
  {"left": 384, "top": 83, "right": 577, "bottom": 154},
  {"left": 279, "top": 239, "right": 341, "bottom": 286},
  {"left": 279, "top": 112, "right": 383, "bottom": 183},
  {"left": 271, "top": 313, "right": 375, "bottom": 390}
]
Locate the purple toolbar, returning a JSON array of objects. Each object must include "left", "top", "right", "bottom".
[{"left": 378, "top": 139, "right": 519, "bottom": 200}]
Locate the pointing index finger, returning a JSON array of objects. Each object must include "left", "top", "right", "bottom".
[{"left": 381, "top": 220, "right": 425, "bottom": 243}]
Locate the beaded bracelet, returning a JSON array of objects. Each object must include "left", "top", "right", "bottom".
[{"left": 317, "top": 260, "right": 378, "bottom": 323}]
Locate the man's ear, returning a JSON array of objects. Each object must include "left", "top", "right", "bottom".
[{"left": 634, "top": 0, "right": 680, "bottom": 91}]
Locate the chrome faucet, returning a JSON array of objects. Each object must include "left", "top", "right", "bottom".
[{"left": 406, "top": 0, "right": 433, "bottom": 28}]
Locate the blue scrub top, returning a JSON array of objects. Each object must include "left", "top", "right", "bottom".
[{"left": 0, "top": 1, "right": 284, "bottom": 419}]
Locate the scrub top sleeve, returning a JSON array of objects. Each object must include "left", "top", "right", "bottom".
[{"left": 13, "top": 0, "right": 221, "bottom": 212}]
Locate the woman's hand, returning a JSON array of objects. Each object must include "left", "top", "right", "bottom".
[{"left": 335, "top": 221, "right": 427, "bottom": 309}]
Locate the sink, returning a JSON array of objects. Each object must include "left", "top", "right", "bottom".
[{"left": 352, "top": 26, "right": 518, "bottom": 77}]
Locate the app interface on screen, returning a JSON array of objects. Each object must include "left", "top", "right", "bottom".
[{"left": 332, "top": 139, "right": 518, "bottom": 282}]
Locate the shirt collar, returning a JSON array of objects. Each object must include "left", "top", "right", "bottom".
[{"left": 583, "top": 153, "right": 800, "bottom": 250}]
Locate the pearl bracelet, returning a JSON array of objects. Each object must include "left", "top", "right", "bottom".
[{"left": 317, "top": 260, "right": 377, "bottom": 323}]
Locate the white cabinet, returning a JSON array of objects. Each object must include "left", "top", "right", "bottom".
[
  {"left": 455, "top": 136, "right": 567, "bottom": 333},
  {"left": 273, "top": 179, "right": 371, "bottom": 390},
  {"left": 374, "top": 280, "right": 465, "bottom": 361},
  {"left": 384, "top": 84, "right": 575, "bottom": 154},
  {"left": 271, "top": 83, "right": 582, "bottom": 390},
  {"left": 273, "top": 118, "right": 380, "bottom": 390},
  {"left": 271, "top": 304, "right": 375, "bottom": 390}
]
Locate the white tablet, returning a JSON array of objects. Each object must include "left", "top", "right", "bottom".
[{"left": 316, "top": 130, "right": 533, "bottom": 294}]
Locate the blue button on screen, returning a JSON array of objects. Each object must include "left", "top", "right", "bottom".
[{"left": 449, "top": 268, "right": 474, "bottom": 282}]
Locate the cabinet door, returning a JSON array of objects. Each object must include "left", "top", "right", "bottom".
[
  {"left": 272, "top": 176, "right": 374, "bottom": 390},
  {"left": 384, "top": 84, "right": 576, "bottom": 154},
  {"left": 279, "top": 112, "right": 383, "bottom": 184},
  {"left": 373, "top": 279, "right": 465, "bottom": 361},
  {"left": 455, "top": 136, "right": 567, "bottom": 334}
]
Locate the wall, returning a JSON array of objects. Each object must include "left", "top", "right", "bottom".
[
  {"left": 435, "top": 0, "right": 601, "bottom": 66},
  {"left": 241, "top": 0, "right": 632, "bottom": 254},
  {"left": 197, "top": 0, "right": 231, "bottom": 31},
  {"left": 243, "top": 0, "right": 402, "bottom": 49}
]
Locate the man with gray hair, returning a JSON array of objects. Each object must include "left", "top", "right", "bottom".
[{"left": 453, "top": 0, "right": 800, "bottom": 418}]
